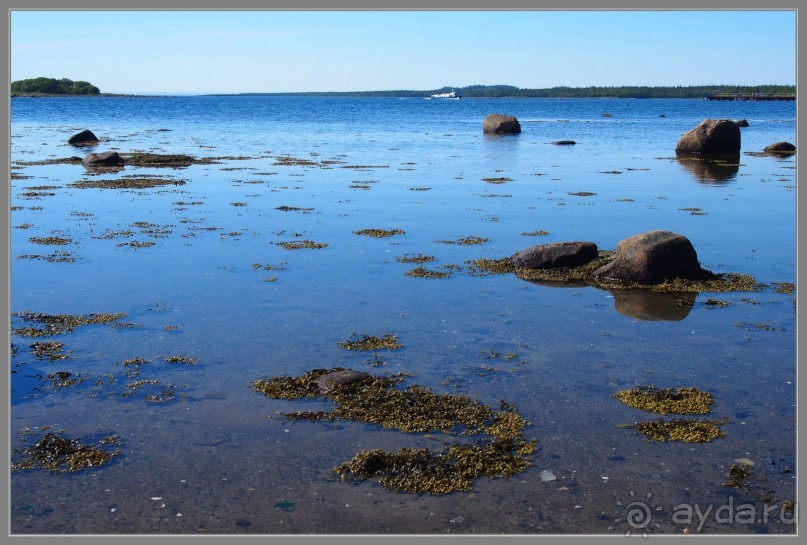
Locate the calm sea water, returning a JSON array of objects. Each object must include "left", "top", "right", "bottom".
[{"left": 10, "top": 96, "right": 796, "bottom": 534}]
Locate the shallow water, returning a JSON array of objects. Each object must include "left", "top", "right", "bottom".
[{"left": 10, "top": 96, "right": 796, "bottom": 534}]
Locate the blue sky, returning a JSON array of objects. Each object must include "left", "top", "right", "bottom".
[{"left": 10, "top": 10, "right": 797, "bottom": 94}]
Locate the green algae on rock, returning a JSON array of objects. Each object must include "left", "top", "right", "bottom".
[
  {"left": 619, "top": 417, "right": 727, "bottom": 443},
  {"left": 612, "top": 385, "right": 714, "bottom": 415}
]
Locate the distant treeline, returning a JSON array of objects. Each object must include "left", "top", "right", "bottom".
[
  {"left": 233, "top": 84, "right": 796, "bottom": 99},
  {"left": 11, "top": 77, "right": 100, "bottom": 95}
]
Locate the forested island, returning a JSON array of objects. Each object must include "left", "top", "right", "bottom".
[
  {"left": 229, "top": 84, "right": 795, "bottom": 99},
  {"left": 10, "top": 79, "right": 795, "bottom": 99}
]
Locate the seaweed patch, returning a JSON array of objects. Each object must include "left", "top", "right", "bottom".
[{"left": 253, "top": 368, "right": 536, "bottom": 493}]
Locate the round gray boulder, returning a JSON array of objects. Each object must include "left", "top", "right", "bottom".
[
  {"left": 592, "top": 231, "right": 712, "bottom": 285},
  {"left": 511, "top": 241, "right": 598, "bottom": 270},
  {"left": 675, "top": 119, "right": 741, "bottom": 155},
  {"left": 314, "top": 369, "right": 370, "bottom": 393},
  {"left": 483, "top": 114, "right": 521, "bottom": 134}
]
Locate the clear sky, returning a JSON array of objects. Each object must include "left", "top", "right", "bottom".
[{"left": 10, "top": 10, "right": 797, "bottom": 94}]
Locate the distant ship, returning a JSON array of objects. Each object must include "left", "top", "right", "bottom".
[{"left": 427, "top": 90, "right": 461, "bottom": 100}]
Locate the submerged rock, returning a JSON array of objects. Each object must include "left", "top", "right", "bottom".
[
  {"left": 551, "top": 140, "right": 576, "bottom": 145},
  {"left": 68, "top": 129, "right": 98, "bottom": 145},
  {"left": 511, "top": 241, "right": 598, "bottom": 270},
  {"left": 675, "top": 119, "right": 741, "bottom": 155},
  {"left": 82, "top": 151, "right": 124, "bottom": 168},
  {"left": 592, "top": 231, "right": 712, "bottom": 285},
  {"left": 482, "top": 114, "right": 521, "bottom": 134},
  {"left": 763, "top": 141, "right": 796, "bottom": 155},
  {"left": 314, "top": 369, "right": 371, "bottom": 393}
]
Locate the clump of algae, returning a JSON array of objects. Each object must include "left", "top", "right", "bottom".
[
  {"left": 619, "top": 418, "right": 726, "bottom": 443},
  {"left": 612, "top": 385, "right": 713, "bottom": 415},
  {"left": 12, "top": 431, "right": 120, "bottom": 473},
  {"left": 396, "top": 254, "right": 436, "bottom": 264},
  {"left": 354, "top": 228, "right": 405, "bottom": 238},
  {"left": 404, "top": 266, "right": 453, "bottom": 279},
  {"left": 338, "top": 333, "right": 403, "bottom": 351},
  {"left": 252, "top": 369, "right": 536, "bottom": 494},
  {"left": 12, "top": 311, "right": 127, "bottom": 337},
  {"left": 276, "top": 240, "right": 328, "bottom": 250}
]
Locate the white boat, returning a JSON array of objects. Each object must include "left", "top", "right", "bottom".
[{"left": 428, "top": 90, "right": 461, "bottom": 100}]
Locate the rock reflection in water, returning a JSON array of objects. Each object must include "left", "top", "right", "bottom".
[
  {"left": 521, "top": 278, "right": 696, "bottom": 321},
  {"left": 675, "top": 155, "right": 740, "bottom": 184},
  {"left": 608, "top": 288, "right": 696, "bottom": 321}
]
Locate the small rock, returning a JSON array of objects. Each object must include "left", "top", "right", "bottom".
[
  {"left": 450, "top": 516, "right": 465, "bottom": 524},
  {"left": 735, "top": 119, "right": 749, "bottom": 127},
  {"left": 551, "top": 140, "right": 576, "bottom": 145},
  {"left": 539, "top": 469, "right": 557, "bottom": 482},
  {"left": 734, "top": 457, "right": 755, "bottom": 466}
]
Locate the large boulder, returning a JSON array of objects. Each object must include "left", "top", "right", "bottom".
[
  {"left": 592, "top": 231, "right": 712, "bottom": 285},
  {"left": 675, "top": 119, "right": 741, "bottom": 155},
  {"left": 483, "top": 114, "right": 521, "bottom": 134},
  {"left": 763, "top": 141, "right": 796, "bottom": 155},
  {"left": 511, "top": 241, "right": 598, "bottom": 270},
  {"left": 68, "top": 129, "right": 98, "bottom": 145},
  {"left": 82, "top": 151, "right": 124, "bottom": 168}
]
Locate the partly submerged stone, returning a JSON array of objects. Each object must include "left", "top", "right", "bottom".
[
  {"left": 735, "top": 119, "right": 749, "bottom": 127},
  {"left": 68, "top": 129, "right": 98, "bottom": 146},
  {"left": 483, "top": 114, "right": 521, "bottom": 134},
  {"left": 763, "top": 141, "right": 796, "bottom": 155},
  {"left": 551, "top": 140, "right": 576, "bottom": 145},
  {"left": 314, "top": 369, "right": 371, "bottom": 393},
  {"left": 675, "top": 119, "right": 741, "bottom": 155},
  {"left": 592, "top": 231, "right": 712, "bottom": 285},
  {"left": 511, "top": 241, "right": 598, "bottom": 270},
  {"left": 82, "top": 151, "right": 124, "bottom": 168}
]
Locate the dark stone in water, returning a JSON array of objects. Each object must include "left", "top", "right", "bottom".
[
  {"left": 763, "top": 141, "right": 796, "bottom": 155},
  {"left": 68, "top": 129, "right": 98, "bottom": 145},
  {"left": 735, "top": 119, "right": 749, "bottom": 127},
  {"left": 511, "top": 241, "right": 598, "bottom": 270},
  {"left": 608, "top": 455, "right": 626, "bottom": 462},
  {"left": 551, "top": 140, "right": 576, "bottom": 145}
]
